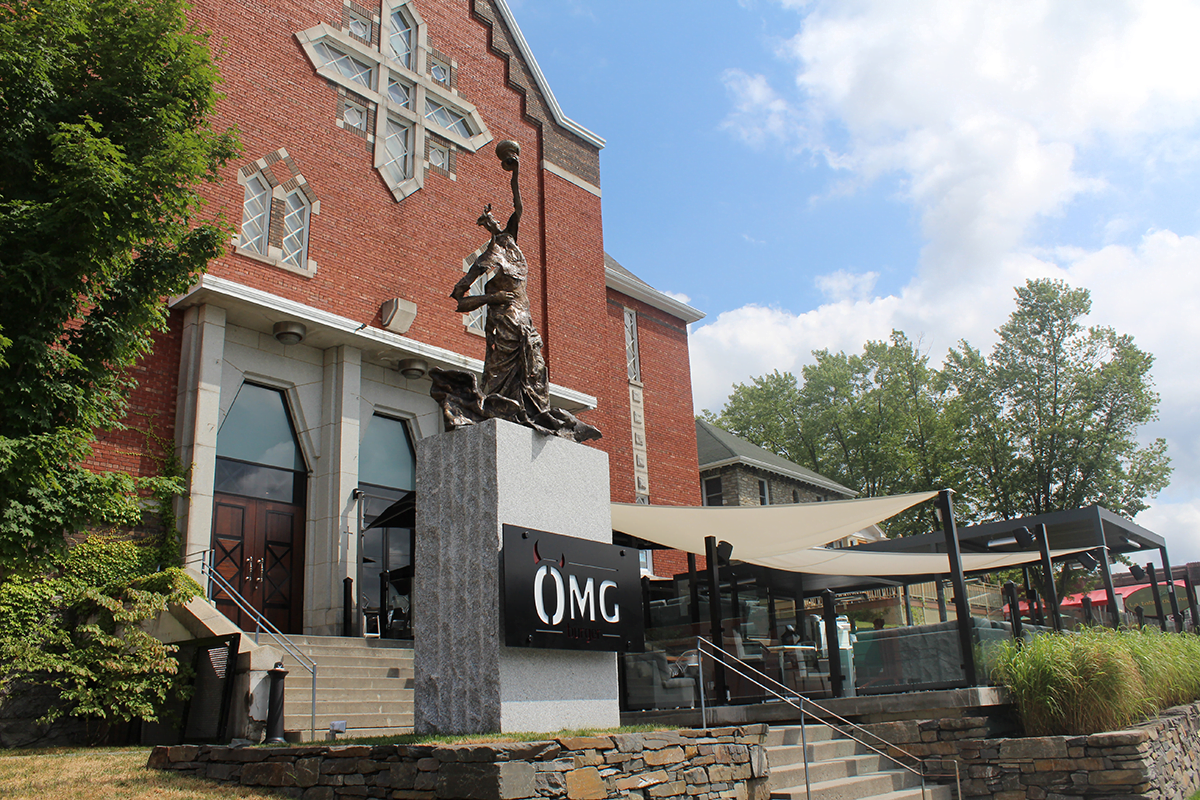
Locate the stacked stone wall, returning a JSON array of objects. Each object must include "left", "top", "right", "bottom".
[
  {"left": 861, "top": 702, "right": 1200, "bottom": 799},
  {"left": 148, "top": 727, "right": 770, "bottom": 800}
]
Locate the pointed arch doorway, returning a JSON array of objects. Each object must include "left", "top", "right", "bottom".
[{"left": 210, "top": 383, "right": 307, "bottom": 634}]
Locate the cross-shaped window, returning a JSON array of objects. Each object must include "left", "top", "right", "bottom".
[{"left": 295, "top": 0, "right": 491, "bottom": 202}]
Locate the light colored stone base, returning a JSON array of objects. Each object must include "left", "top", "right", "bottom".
[{"left": 414, "top": 419, "right": 619, "bottom": 733}]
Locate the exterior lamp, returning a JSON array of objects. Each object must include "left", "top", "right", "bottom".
[
  {"left": 273, "top": 321, "right": 307, "bottom": 345},
  {"left": 716, "top": 540, "right": 734, "bottom": 566},
  {"left": 1076, "top": 551, "right": 1098, "bottom": 572},
  {"left": 396, "top": 358, "right": 429, "bottom": 379},
  {"left": 1130, "top": 564, "right": 1146, "bottom": 581},
  {"left": 1014, "top": 527, "right": 1037, "bottom": 548}
]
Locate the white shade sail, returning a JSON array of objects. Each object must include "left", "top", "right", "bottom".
[
  {"left": 611, "top": 492, "right": 939, "bottom": 559},
  {"left": 759, "top": 546, "right": 1089, "bottom": 577},
  {"left": 612, "top": 492, "right": 1088, "bottom": 577}
]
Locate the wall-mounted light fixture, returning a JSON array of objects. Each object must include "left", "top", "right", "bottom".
[
  {"left": 273, "top": 321, "right": 307, "bottom": 345},
  {"left": 380, "top": 298, "right": 418, "bottom": 334},
  {"left": 1076, "top": 551, "right": 1099, "bottom": 572},
  {"left": 396, "top": 357, "right": 429, "bottom": 379}
]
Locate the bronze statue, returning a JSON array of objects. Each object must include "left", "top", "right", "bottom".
[{"left": 429, "top": 141, "right": 601, "bottom": 443}]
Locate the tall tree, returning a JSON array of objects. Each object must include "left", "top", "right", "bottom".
[
  {"left": 0, "top": 0, "right": 238, "bottom": 569},
  {"left": 944, "top": 279, "right": 1170, "bottom": 520},
  {"left": 709, "top": 332, "right": 957, "bottom": 535},
  {"left": 709, "top": 281, "right": 1170, "bottom": 535}
]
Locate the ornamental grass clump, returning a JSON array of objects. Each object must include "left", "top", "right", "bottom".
[{"left": 993, "top": 627, "right": 1200, "bottom": 736}]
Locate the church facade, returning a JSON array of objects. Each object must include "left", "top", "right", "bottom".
[{"left": 91, "top": 0, "right": 703, "bottom": 636}]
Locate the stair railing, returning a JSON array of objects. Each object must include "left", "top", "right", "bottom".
[
  {"left": 691, "top": 636, "right": 961, "bottom": 800},
  {"left": 185, "top": 551, "right": 317, "bottom": 742}
]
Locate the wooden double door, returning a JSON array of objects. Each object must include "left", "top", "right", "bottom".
[{"left": 211, "top": 493, "right": 305, "bottom": 635}]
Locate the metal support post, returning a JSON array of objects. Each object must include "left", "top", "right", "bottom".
[
  {"left": 1004, "top": 581, "right": 1023, "bottom": 645},
  {"left": 704, "top": 536, "right": 727, "bottom": 705},
  {"left": 1036, "top": 524, "right": 1061, "bottom": 632},
  {"left": 1147, "top": 563, "right": 1167, "bottom": 632},
  {"left": 822, "top": 589, "right": 843, "bottom": 698},
  {"left": 1098, "top": 547, "right": 1121, "bottom": 629},
  {"left": 1160, "top": 546, "right": 1183, "bottom": 632},
  {"left": 937, "top": 489, "right": 978, "bottom": 686},
  {"left": 342, "top": 577, "right": 353, "bottom": 637}
]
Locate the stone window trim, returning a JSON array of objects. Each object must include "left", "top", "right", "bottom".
[
  {"left": 427, "top": 46, "right": 455, "bottom": 90},
  {"left": 295, "top": 2, "right": 491, "bottom": 203},
  {"left": 426, "top": 135, "right": 456, "bottom": 179},
  {"left": 233, "top": 149, "right": 320, "bottom": 278},
  {"left": 624, "top": 307, "right": 641, "bottom": 384},
  {"left": 342, "top": 0, "right": 380, "bottom": 47},
  {"left": 337, "top": 90, "right": 375, "bottom": 140}
]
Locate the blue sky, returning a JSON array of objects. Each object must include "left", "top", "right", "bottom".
[{"left": 508, "top": 0, "right": 1200, "bottom": 566}]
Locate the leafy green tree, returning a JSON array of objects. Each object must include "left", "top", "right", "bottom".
[
  {"left": 0, "top": 0, "right": 238, "bottom": 569},
  {"left": 709, "top": 332, "right": 958, "bottom": 535},
  {"left": 944, "top": 279, "right": 1171, "bottom": 521},
  {"left": 0, "top": 537, "right": 201, "bottom": 742},
  {"left": 708, "top": 281, "right": 1170, "bottom": 535}
]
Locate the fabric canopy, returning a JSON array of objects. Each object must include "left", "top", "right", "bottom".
[
  {"left": 757, "top": 546, "right": 1089, "bottom": 577},
  {"left": 611, "top": 491, "right": 939, "bottom": 559},
  {"left": 612, "top": 492, "right": 1088, "bottom": 577}
]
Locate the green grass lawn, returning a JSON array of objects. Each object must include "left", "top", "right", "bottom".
[{"left": 0, "top": 748, "right": 289, "bottom": 799}]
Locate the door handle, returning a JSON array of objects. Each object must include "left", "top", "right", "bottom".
[
  {"left": 256, "top": 557, "right": 265, "bottom": 585},
  {"left": 244, "top": 556, "right": 254, "bottom": 584}
]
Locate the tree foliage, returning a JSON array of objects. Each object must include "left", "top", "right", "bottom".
[
  {"left": 0, "top": 536, "right": 201, "bottom": 739},
  {"left": 708, "top": 280, "right": 1170, "bottom": 533},
  {"left": 0, "top": 0, "right": 238, "bottom": 568},
  {"left": 944, "top": 279, "right": 1170, "bottom": 521}
]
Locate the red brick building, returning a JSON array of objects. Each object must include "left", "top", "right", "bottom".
[{"left": 92, "top": 0, "right": 704, "bottom": 636}]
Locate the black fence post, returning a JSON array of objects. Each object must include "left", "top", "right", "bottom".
[
  {"left": 1147, "top": 563, "right": 1167, "bottom": 632},
  {"left": 1082, "top": 596, "right": 1094, "bottom": 626},
  {"left": 342, "top": 577, "right": 354, "bottom": 637}
]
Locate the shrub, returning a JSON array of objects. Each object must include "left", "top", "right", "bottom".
[
  {"left": 993, "top": 627, "right": 1200, "bottom": 736},
  {"left": 0, "top": 536, "right": 201, "bottom": 742}
]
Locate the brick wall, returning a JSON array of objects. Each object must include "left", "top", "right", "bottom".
[
  {"left": 81, "top": 0, "right": 702, "bottom": 519},
  {"left": 148, "top": 726, "right": 770, "bottom": 800}
]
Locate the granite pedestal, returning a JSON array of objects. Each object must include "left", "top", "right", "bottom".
[{"left": 413, "top": 419, "right": 620, "bottom": 734}]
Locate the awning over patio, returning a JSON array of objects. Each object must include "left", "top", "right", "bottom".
[{"left": 611, "top": 491, "right": 1082, "bottom": 577}]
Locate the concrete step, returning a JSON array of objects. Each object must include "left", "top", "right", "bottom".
[
  {"left": 267, "top": 636, "right": 416, "bottom": 740},
  {"left": 286, "top": 710, "right": 414, "bottom": 731},
  {"left": 288, "top": 697, "right": 415, "bottom": 716},
  {"left": 768, "top": 738, "right": 865, "bottom": 765},
  {"left": 764, "top": 725, "right": 841, "bottom": 747},
  {"left": 768, "top": 753, "right": 890, "bottom": 789},
  {"left": 770, "top": 768, "right": 918, "bottom": 800},
  {"left": 283, "top": 676, "right": 415, "bottom": 695},
  {"left": 285, "top": 677, "right": 415, "bottom": 693}
]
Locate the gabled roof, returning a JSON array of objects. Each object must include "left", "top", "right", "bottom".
[
  {"left": 696, "top": 419, "right": 856, "bottom": 498},
  {"left": 605, "top": 253, "right": 705, "bottom": 324}
]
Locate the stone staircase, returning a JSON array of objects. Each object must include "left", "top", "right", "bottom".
[
  {"left": 280, "top": 635, "right": 415, "bottom": 741},
  {"left": 766, "top": 723, "right": 953, "bottom": 800}
]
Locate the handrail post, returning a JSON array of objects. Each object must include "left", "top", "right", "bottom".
[
  {"left": 799, "top": 695, "right": 811, "bottom": 800},
  {"left": 697, "top": 636, "right": 707, "bottom": 729}
]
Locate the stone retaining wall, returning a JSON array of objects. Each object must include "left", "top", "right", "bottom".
[
  {"left": 147, "top": 727, "right": 770, "bottom": 800},
  {"left": 860, "top": 702, "right": 1200, "bottom": 799}
]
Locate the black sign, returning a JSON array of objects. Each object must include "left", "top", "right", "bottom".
[{"left": 502, "top": 524, "right": 644, "bottom": 652}]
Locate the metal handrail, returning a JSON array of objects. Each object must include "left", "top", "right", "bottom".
[
  {"left": 693, "top": 636, "right": 961, "bottom": 800},
  {"left": 184, "top": 551, "right": 317, "bottom": 742}
]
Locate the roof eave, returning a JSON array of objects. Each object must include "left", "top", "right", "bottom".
[
  {"left": 699, "top": 455, "right": 857, "bottom": 497},
  {"left": 606, "top": 267, "right": 706, "bottom": 324}
]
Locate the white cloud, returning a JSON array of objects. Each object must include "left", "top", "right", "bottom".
[
  {"left": 1139, "top": 500, "right": 1200, "bottom": 566},
  {"left": 726, "top": 0, "right": 1200, "bottom": 283},
  {"left": 660, "top": 289, "right": 692, "bottom": 305},
  {"left": 697, "top": 0, "right": 1200, "bottom": 544},
  {"left": 814, "top": 269, "right": 878, "bottom": 302}
]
